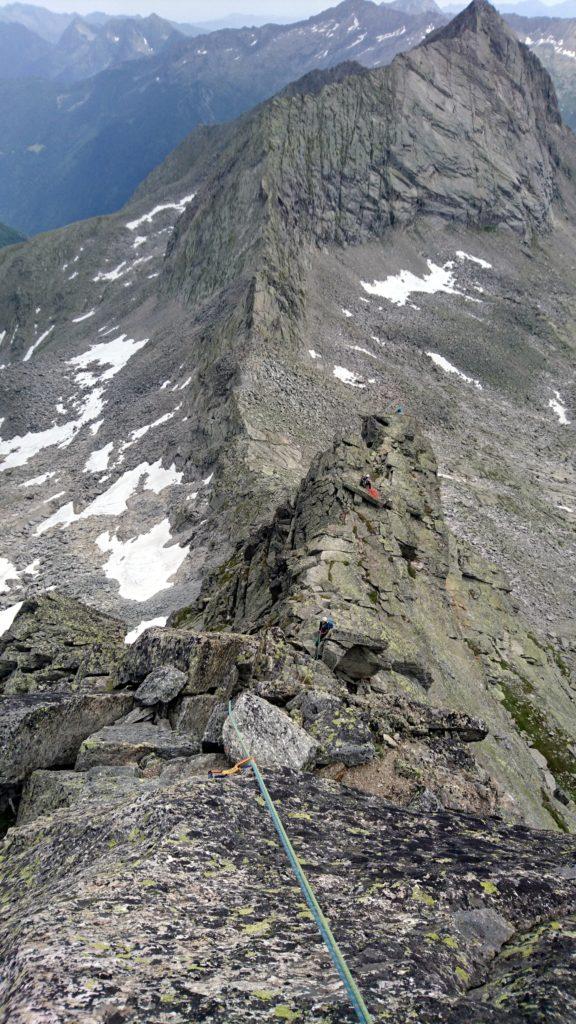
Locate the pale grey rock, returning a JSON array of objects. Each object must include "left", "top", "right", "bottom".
[
  {"left": 75, "top": 723, "right": 199, "bottom": 770},
  {"left": 134, "top": 665, "right": 188, "bottom": 706},
  {"left": 223, "top": 693, "right": 318, "bottom": 770},
  {"left": 0, "top": 692, "right": 132, "bottom": 790}
]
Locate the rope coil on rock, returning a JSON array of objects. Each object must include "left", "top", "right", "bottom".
[{"left": 218, "top": 699, "right": 374, "bottom": 1024}]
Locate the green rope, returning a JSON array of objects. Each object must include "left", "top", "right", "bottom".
[{"left": 226, "top": 700, "right": 374, "bottom": 1024}]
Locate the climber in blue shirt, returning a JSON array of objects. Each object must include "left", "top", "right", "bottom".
[{"left": 315, "top": 615, "right": 334, "bottom": 659}]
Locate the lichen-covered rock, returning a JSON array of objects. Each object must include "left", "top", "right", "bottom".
[
  {"left": 0, "top": 692, "right": 132, "bottom": 791},
  {"left": 0, "top": 593, "right": 126, "bottom": 695},
  {"left": 289, "top": 690, "right": 376, "bottom": 766},
  {"left": 170, "top": 694, "right": 219, "bottom": 744},
  {"left": 17, "top": 754, "right": 227, "bottom": 826},
  {"left": 75, "top": 723, "right": 199, "bottom": 770},
  {"left": 201, "top": 701, "right": 229, "bottom": 751},
  {"left": 118, "top": 628, "right": 259, "bottom": 699},
  {"left": 134, "top": 665, "right": 188, "bottom": 706},
  {"left": 1, "top": 769, "right": 576, "bottom": 1022},
  {"left": 223, "top": 693, "right": 318, "bottom": 770}
]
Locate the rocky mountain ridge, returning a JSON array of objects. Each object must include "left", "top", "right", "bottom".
[
  {"left": 0, "top": 0, "right": 444, "bottom": 233},
  {"left": 0, "top": 6, "right": 575, "bottom": 1017},
  {"left": 0, "top": 413, "right": 575, "bottom": 1019},
  {"left": 1, "top": 0, "right": 576, "bottom": 236},
  {"left": 0, "top": 0, "right": 573, "bottom": 642}
]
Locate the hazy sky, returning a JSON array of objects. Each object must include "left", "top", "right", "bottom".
[{"left": 40, "top": 0, "right": 331, "bottom": 19}]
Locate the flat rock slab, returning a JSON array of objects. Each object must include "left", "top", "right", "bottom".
[
  {"left": 0, "top": 692, "right": 133, "bottom": 789},
  {"left": 223, "top": 693, "right": 318, "bottom": 770},
  {"left": 18, "top": 754, "right": 227, "bottom": 826},
  {"left": 1, "top": 770, "right": 576, "bottom": 1022},
  {"left": 75, "top": 723, "right": 200, "bottom": 770},
  {"left": 134, "top": 665, "right": 188, "bottom": 706}
]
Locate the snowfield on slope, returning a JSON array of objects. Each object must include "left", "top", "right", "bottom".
[
  {"left": 96, "top": 519, "right": 190, "bottom": 602},
  {"left": 361, "top": 251, "right": 492, "bottom": 307}
]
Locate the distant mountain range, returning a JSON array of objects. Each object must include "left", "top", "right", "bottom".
[
  {"left": 0, "top": 10, "right": 182, "bottom": 82},
  {"left": 0, "top": 0, "right": 574, "bottom": 238},
  {"left": 0, "top": 0, "right": 448, "bottom": 235}
]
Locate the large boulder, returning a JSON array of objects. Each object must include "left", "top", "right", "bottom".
[
  {"left": 223, "top": 693, "right": 318, "bottom": 770},
  {"left": 0, "top": 692, "right": 132, "bottom": 793},
  {"left": 134, "top": 665, "right": 188, "bottom": 706},
  {"left": 0, "top": 593, "right": 126, "bottom": 695},
  {"left": 75, "top": 723, "right": 199, "bottom": 770},
  {"left": 289, "top": 690, "right": 376, "bottom": 767},
  {"left": 118, "top": 628, "right": 259, "bottom": 698}
]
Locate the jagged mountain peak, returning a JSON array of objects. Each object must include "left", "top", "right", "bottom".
[{"left": 420, "top": 0, "right": 562, "bottom": 123}]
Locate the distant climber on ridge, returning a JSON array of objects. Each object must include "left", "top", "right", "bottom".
[{"left": 360, "top": 474, "right": 381, "bottom": 500}]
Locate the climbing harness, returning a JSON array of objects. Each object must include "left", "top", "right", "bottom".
[{"left": 214, "top": 700, "right": 374, "bottom": 1024}]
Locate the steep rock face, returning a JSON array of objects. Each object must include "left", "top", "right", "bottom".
[
  {"left": 1, "top": 768, "right": 575, "bottom": 1022},
  {"left": 0, "top": 593, "right": 126, "bottom": 695},
  {"left": 186, "top": 414, "right": 576, "bottom": 830},
  {"left": 166, "top": 0, "right": 565, "bottom": 315},
  {"left": 507, "top": 13, "right": 576, "bottom": 129},
  {"left": 0, "top": 593, "right": 130, "bottom": 817}
]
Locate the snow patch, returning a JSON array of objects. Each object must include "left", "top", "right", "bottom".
[
  {"left": 126, "top": 194, "right": 195, "bottom": 232},
  {"left": 23, "top": 325, "right": 54, "bottom": 362},
  {"left": 0, "top": 557, "right": 19, "bottom": 594},
  {"left": 549, "top": 390, "right": 570, "bottom": 425},
  {"left": 125, "top": 616, "right": 168, "bottom": 644},
  {"left": 97, "top": 520, "right": 189, "bottom": 602},
  {"left": 72, "top": 310, "right": 96, "bottom": 323},
  {"left": 0, "top": 602, "right": 23, "bottom": 637},
  {"left": 309, "top": 349, "right": 322, "bottom": 359},
  {"left": 361, "top": 261, "right": 462, "bottom": 306},
  {"left": 35, "top": 460, "right": 182, "bottom": 536},
  {"left": 84, "top": 442, "right": 114, "bottom": 474},
  {"left": 68, "top": 334, "right": 148, "bottom": 383},
  {"left": 20, "top": 472, "right": 55, "bottom": 488},
  {"left": 426, "top": 352, "right": 483, "bottom": 389},
  {"left": 333, "top": 366, "right": 366, "bottom": 389},
  {"left": 455, "top": 251, "right": 492, "bottom": 269},
  {"left": 93, "top": 262, "right": 127, "bottom": 283}
]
